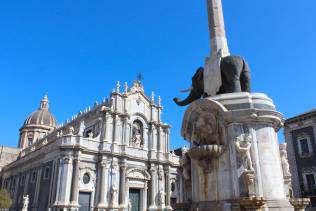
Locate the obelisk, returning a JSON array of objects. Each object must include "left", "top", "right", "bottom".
[{"left": 207, "top": 0, "right": 230, "bottom": 58}]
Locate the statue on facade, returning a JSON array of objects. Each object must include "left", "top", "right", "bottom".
[
  {"left": 131, "top": 121, "right": 143, "bottom": 148},
  {"left": 158, "top": 189, "right": 165, "bottom": 206},
  {"left": 128, "top": 199, "right": 132, "bottom": 211},
  {"left": 280, "top": 143, "right": 291, "bottom": 177},
  {"left": 78, "top": 121, "right": 85, "bottom": 136},
  {"left": 110, "top": 185, "right": 118, "bottom": 206},
  {"left": 22, "top": 194, "right": 29, "bottom": 211},
  {"left": 235, "top": 134, "right": 254, "bottom": 171}
]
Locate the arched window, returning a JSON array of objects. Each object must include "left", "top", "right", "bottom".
[{"left": 131, "top": 120, "right": 143, "bottom": 148}]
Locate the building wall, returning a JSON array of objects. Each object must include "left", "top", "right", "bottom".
[
  {"left": 285, "top": 111, "right": 316, "bottom": 208},
  {"left": 0, "top": 146, "right": 19, "bottom": 172}
]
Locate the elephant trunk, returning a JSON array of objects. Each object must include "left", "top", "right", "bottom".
[{"left": 173, "top": 90, "right": 203, "bottom": 106}]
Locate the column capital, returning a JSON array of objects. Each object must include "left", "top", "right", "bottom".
[
  {"left": 100, "top": 160, "right": 110, "bottom": 169},
  {"left": 62, "top": 155, "right": 73, "bottom": 164}
]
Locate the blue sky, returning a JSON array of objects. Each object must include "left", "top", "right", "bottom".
[{"left": 0, "top": 0, "right": 315, "bottom": 149}]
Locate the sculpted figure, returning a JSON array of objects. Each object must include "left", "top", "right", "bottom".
[
  {"left": 180, "top": 146, "right": 191, "bottom": 180},
  {"left": 131, "top": 121, "right": 143, "bottom": 147},
  {"left": 110, "top": 185, "right": 118, "bottom": 206},
  {"left": 280, "top": 143, "right": 291, "bottom": 176},
  {"left": 78, "top": 121, "right": 85, "bottom": 136},
  {"left": 158, "top": 189, "right": 165, "bottom": 205},
  {"left": 22, "top": 194, "right": 29, "bottom": 211},
  {"left": 128, "top": 199, "right": 132, "bottom": 211},
  {"left": 235, "top": 134, "right": 254, "bottom": 171},
  {"left": 174, "top": 55, "right": 251, "bottom": 106}
]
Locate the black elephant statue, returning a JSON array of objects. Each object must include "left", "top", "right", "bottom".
[{"left": 174, "top": 55, "right": 251, "bottom": 106}]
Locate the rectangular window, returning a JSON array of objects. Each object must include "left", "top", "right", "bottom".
[
  {"left": 300, "top": 139, "right": 310, "bottom": 154},
  {"left": 44, "top": 167, "right": 50, "bottom": 180},
  {"left": 28, "top": 138, "right": 33, "bottom": 146},
  {"left": 306, "top": 174, "right": 316, "bottom": 192},
  {"left": 31, "top": 171, "right": 37, "bottom": 183}
]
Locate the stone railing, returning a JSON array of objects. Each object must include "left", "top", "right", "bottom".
[{"left": 59, "top": 136, "right": 100, "bottom": 151}]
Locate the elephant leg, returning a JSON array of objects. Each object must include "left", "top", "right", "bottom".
[
  {"left": 240, "top": 60, "right": 251, "bottom": 92},
  {"left": 220, "top": 56, "right": 243, "bottom": 93}
]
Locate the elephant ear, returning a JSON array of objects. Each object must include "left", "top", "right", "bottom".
[{"left": 192, "top": 67, "right": 204, "bottom": 93}]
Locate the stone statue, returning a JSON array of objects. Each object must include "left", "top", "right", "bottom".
[
  {"left": 78, "top": 121, "right": 85, "bottom": 136},
  {"left": 128, "top": 199, "right": 132, "bottom": 211},
  {"left": 131, "top": 121, "right": 143, "bottom": 147},
  {"left": 110, "top": 185, "right": 118, "bottom": 206},
  {"left": 158, "top": 169, "right": 164, "bottom": 180},
  {"left": 68, "top": 126, "right": 74, "bottom": 135},
  {"left": 280, "top": 143, "right": 291, "bottom": 177},
  {"left": 235, "top": 134, "right": 254, "bottom": 171},
  {"left": 158, "top": 189, "right": 165, "bottom": 205},
  {"left": 173, "top": 55, "right": 251, "bottom": 106},
  {"left": 88, "top": 131, "right": 94, "bottom": 140},
  {"left": 180, "top": 147, "right": 191, "bottom": 180},
  {"left": 22, "top": 194, "right": 29, "bottom": 211}
]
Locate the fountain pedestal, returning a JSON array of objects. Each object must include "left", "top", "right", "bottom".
[{"left": 181, "top": 92, "right": 294, "bottom": 211}]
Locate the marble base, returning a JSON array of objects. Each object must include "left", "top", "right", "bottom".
[
  {"left": 181, "top": 92, "right": 294, "bottom": 211},
  {"left": 290, "top": 198, "right": 311, "bottom": 211}
]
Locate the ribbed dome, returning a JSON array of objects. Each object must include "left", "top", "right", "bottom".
[{"left": 23, "top": 95, "right": 57, "bottom": 128}]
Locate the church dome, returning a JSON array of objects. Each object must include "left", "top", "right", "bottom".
[{"left": 23, "top": 95, "right": 57, "bottom": 128}]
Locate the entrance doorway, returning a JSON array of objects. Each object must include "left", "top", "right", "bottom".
[
  {"left": 78, "top": 192, "right": 91, "bottom": 211},
  {"left": 129, "top": 189, "right": 141, "bottom": 211}
]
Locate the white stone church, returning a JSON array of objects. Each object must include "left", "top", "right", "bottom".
[{"left": 0, "top": 80, "right": 181, "bottom": 211}]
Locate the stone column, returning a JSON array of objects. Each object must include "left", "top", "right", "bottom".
[
  {"left": 149, "top": 165, "right": 157, "bottom": 210},
  {"left": 23, "top": 173, "right": 30, "bottom": 195},
  {"left": 32, "top": 168, "right": 42, "bottom": 210},
  {"left": 164, "top": 168, "right": 172, "bottom": 210},
  {"left": 70, "top": 158, "right": 80, "bottom": 206},
  {"left": 113, "top": 115, "right": 118, "bottom": 144},
  {"left": 100, "top": 112, "right": 108, "bottom": 143},
  {"left": 290, "top": 198, "right": 310, "bottom": 211},
  {"left": 119, "top": 161, "right": 127, "bottom": 208},
  {"left": 207, "top": 0, "right": 230, "bottom": 57},
  {"left": 98, "top": 160, "right": 109, "bottom": 208},
  {"left": 59, "top": 155, "right": 73, "bottom": 205}
]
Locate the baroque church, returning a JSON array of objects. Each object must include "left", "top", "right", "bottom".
[{"left": 0, "top": 80, "right": 182, "bottom": 211}]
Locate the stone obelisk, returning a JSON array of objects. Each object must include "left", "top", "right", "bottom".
[{"left": 207, "top": 0, "right": 230, "bottom": 58}]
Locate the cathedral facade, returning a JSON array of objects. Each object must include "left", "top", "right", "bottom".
[{"left": 0, "top": 80, "right": 180, "bottom": 211}]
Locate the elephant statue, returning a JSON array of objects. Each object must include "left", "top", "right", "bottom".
[{"left": 174, "top": 55, "right": 251, "bottom": 106}]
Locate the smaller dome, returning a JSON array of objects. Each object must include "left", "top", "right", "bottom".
[{"left": 23, "top": 95, "right": 57, "bottom": 128}]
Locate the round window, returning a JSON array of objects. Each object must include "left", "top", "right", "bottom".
[{"left": 83, "top": 173, "right": 90, "bottom": 184}]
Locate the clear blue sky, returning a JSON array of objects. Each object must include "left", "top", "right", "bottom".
[{"left": 0, "top": 0, "right": 315, "bottom": 149}]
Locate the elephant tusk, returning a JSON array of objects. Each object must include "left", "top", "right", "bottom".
[{"left": 180, "top": 86, "right": 193, "bottom": 93}]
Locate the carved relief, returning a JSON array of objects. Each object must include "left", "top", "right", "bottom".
[
  {"left": 191, "top": 112, "right": 222, "bottom": 146},
  {"left": 127, "top": 168, "right": 151, "bottom": 181}
]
